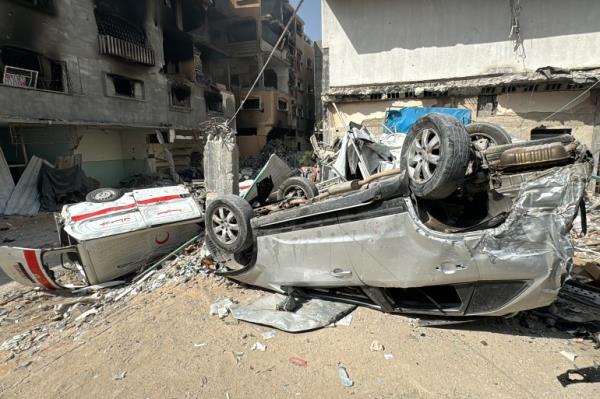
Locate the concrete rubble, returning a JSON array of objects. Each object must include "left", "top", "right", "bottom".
[
  {"left": 0, "top": 238, "right": 228, "bottom": 360},
  {"left": 240, "top": 139, "right": 304, "bottom": 178}
]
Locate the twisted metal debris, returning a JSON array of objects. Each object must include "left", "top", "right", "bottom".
[{"left": 199, "top": 117, "right": 236, "bottom": 148}]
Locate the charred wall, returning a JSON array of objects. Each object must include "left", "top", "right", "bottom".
[{"left": 0, "top": 0, "right": 207, "bottom": 130}]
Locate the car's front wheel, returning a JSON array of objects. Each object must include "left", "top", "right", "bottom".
[
  {"left": 401, "top": 113, "right": 471, "bottom": 199},
  {"left": 205, "top": 195, "right": 254, "bottom": 253}
]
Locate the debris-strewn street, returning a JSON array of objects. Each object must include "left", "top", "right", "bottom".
[
  {"left": 1, "top": 225, "right": 600, "bottom": 398},
  {"left": 3, "top": 0, "right": 600, "bottom": 397}
]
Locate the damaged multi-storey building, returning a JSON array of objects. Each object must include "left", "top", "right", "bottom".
[
  {"left": 321, "top": 0, "right": 600, "bottom": 167},
  {"left": 0, "top": 0, "right": 317, "bottom": 203},
  {"left": 0, "top": 0, "right": 241, "bottom": 190},
  {"left": 229, "top": 0, "right": 317, "bottom": 157}
]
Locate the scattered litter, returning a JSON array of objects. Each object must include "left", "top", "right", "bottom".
[
  {"left": 335, "top": 313, "right": 353, "bottom": 327},
  {"left": 289, "top": 356, "right": 308, "bottom": 368},
  {"left": 370, "top": 340, "right": 385, "bottom": 352},
  {"left": 416, "top": 317, "right": 476, "bottom": 327},
  {"left": 193, "top": 342, "right": 208, "bottom": 348},
  {"left": 0, "top": 237, "right": 217, "bottom": 361},
  {"left": 210, "top": 298, "right": 235, "bottom": 319},
  {"left": 557, "top": 366, "right": 600, "bottom": 387},
  {"left": 113, "top": 371, "right": 127, "bottom": 380},
  {"left": 33, "top": 332, "right": 49, "bottom": 342},
  {"left": 251, "top": 342, "right": 266, "bottom": 352},
  {"left": 560, "top": 350, "right": 578, "bottom": 362},
  {"left": 230, "top": 294, "right": 356, "bottom": 332},
  {"left": 383, "top": 353, "right": 394, "bottom": 360},
  {"left": 75, "top": 308, "right": 98, "bottom": 323},
  {"left": 261, "top": 331, "right": 277, "bottom": 340},
  {"left": 338, "top": 366, "right": 354, "bottom": 387},
  {"left": 72, "top": 281, "right": 125, "bottom": 294},
  {"left": 231, "top": 351, "right": 245, "bottom": 364},
  {"left": 0, "top": 333, "right": 29, "bottom": 352},
  {"left": 149, "top": 274, "right": 168, "bottom": 291}
]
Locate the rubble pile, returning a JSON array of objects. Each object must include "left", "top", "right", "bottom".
[
  {"left": 0, "top": 238, "right": 228, "bottom": 361},
  {"left": 240, "top": 139, "right": 304, "bottom": 178},
  {"left": 119, "top": 173, "right": 175, "bottom": 189}
]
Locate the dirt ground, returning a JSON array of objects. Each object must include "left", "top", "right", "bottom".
[{"left": 1, "top": 275, "right": 599, "bottom": 399}]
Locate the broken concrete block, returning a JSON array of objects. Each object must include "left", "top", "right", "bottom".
[{"left": 203, "top": 137, "right": 239, "bottom": 205}]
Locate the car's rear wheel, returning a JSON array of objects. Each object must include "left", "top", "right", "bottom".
[
  {"left": 276, "top": 177, "right": 319, "bottom": 201},
  {"left": 466, "top": 122, "right": 512, "bottom": 151},
  {"left": 205, "top": 195, "right": 254, "bottom": 253},
  {"left": 86, "top": 188, "right": 123, "bottom": 203},
  {"left": 401, "top": 113, "right": 470, "bottom": 199}
]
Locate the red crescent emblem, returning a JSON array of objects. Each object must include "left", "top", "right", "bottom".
[{"left": 155, "top": 232, "right": 170, "bottom": 245}]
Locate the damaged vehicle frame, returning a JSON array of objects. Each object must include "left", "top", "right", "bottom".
[
  {"left": 0, "top": 186, "right": 203, "bottom": 289},
  {"left": 206, "top": 113, "right": 592, "bottom": 317}
]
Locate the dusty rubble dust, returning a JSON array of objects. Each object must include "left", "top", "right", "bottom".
[{"left": 1, "top": 213, "right": 600, "bottom": 398}]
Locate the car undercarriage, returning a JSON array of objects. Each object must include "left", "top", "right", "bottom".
[{"left": 205, "top": 114, "right": 592, "bottom": 317}]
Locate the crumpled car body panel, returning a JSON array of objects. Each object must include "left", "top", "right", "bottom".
[{"left": 229, "top": 162, "right": 590, "bottom": 316}]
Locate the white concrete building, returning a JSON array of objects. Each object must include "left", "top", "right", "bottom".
[{"left": 321, "top": 0, "right": 600, "bottom": 152}]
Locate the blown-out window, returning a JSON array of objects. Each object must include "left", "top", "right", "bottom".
[
  {"left": 243, "top": 98, "right": 261, "bottom": 110},
  {"left": 0, "top": 46, "right": 66, "bottom": 92}
]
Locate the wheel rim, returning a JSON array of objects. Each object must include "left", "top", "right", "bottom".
[
  {"left": 95, "top": 190, "right": 114, "bottom": 201},
  {"left": 283, "top": 185, "right": 308, "bottom": 200},
  {"left": 407, "top": 128, "right": 440, "bottom": 183},
  {"left": 212, "top": 206, "right": 239, "bottom": 245},
  {"left": 471, "top": 133, "right": 497, "bottom": 151}
]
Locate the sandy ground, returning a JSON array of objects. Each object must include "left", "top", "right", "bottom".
[{"left": 1, "top": 276, "right": 599, "bottom": 399}]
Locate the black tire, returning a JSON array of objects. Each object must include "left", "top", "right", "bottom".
[
  {"left": 86, "top": 188, "right": 123, "bottom": 203},
  {"left": 205, "top": 195, "right": 254, "bottom": 253},
  {"left": 401, "top": 113, "right": 470, "bottom": 200},
  {"left": 466, "top": 122, "right": 512, "bottom": 150},
  {"left": 276, "top": 177, "right": 319, "bottom": 201}
]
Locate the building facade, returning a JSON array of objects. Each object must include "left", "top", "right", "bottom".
[
  {"left": 0, "top": 0, "right": 241, "bottom": 186},
  {"left": 228, "top": 0, "right": 317, "bottom": 157},
  {"left": 1, "top": 0, "right": 318, "bottom": 189},
  {"left": 321, "top": 0, "right": 600, "bottom": 156}
]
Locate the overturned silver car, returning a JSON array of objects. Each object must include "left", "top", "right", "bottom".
[{"left": 205, "top": 114, "right": 592, "bottom": 317}]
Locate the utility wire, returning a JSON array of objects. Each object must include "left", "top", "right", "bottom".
[
  {"left": 226, "top": 0, "right": 305, "bottom": 127},
  {"left": 542, "top": 80, "right": 600, "bottom": 121}
]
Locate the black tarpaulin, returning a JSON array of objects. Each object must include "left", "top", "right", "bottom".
[{"left": 38, "top": 164, "right": 99, "bottom": 212}]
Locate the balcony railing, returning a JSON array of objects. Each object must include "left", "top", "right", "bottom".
[
  {"left": 98, "top": 35, "right": 155, "bottom": 66},
  {"left": 95, "top": 11, "right": 155, "bottom": 66}
]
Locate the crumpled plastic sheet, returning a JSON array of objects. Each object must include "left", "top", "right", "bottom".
[
  {"left": 230, "top": 293, "right": 356, "bottom": 332},
  {"left": 4, "top": 156, "right": 49, "bottom": 216},
  {"left": 0, "top": 147, "right": 14, "bottom": 213},
  {"left": 475, "top": 162, "right": 591, "bottom": 285}
]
